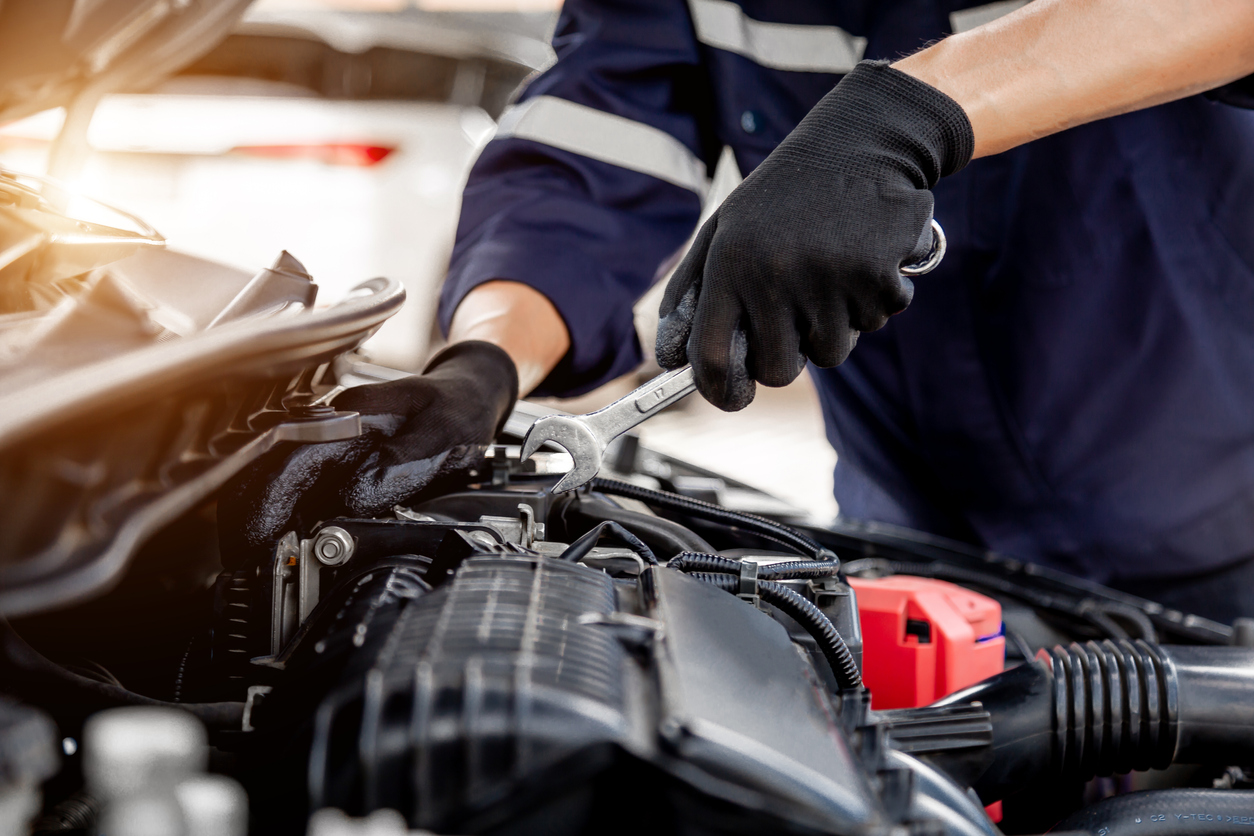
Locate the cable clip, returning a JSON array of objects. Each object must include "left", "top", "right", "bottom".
[{"left": 738, "top": 560, "right": 760, "bottom": 604}]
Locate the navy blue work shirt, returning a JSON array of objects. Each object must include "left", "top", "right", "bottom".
[{"left": 440, "top": 0, "right": 1254, "bottom": 584}]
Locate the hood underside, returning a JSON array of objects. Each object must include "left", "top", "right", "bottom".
[
  {"left": 0, "top": 171, "right": 404, "bottom": 617},
  {"left": 0, "top": 0, "right": 254, "bottom": 127}
]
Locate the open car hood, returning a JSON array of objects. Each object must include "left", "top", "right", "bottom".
[
  {"left": 0, "top": 171, "right": 404, "bottom": 616},
  {"left": 0, "top": 0, "right": 254, "bottom": 126}
]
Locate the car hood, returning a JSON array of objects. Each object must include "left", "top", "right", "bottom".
[
  {"left": 0, "top": 0, "right": 254, "bottom": 126},
  {"left": 0, "top": 171, "right": 404, "bottom": 618}
]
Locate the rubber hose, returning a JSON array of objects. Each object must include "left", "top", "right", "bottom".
[
  {"left": 1042, "top": 640, "right": 1177, "bottom": 778},
  {"left": 555, "top": 494, "right": 715, "bottom": 557},
  {"left": 934, "top": 639, "right": 1172, "bottom": 800},
  {"left": 591, "top": 477, "right": 828, "bottom": 559},
  {"left": 1057, "top": 789, "right": 1254, "bottom": 836},
  {"left": 686, "top": 572, "right": 862, "bottom": 690},
  {"left": 668, "top": 552, "right": 840, "bottom": 581},
  {"left": 937, "top": 640, "right": 1254, "bottom": 802}
]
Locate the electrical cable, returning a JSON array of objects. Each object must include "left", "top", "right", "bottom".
[
  {"left": 553, "top": 493, "right": 714, "bottom": 557},
  {"left": 1003, "top": 625, "right": 1035, "bottom": 664},
  {"left": 845, "top": 557, "right": 1164, "bottom": 645},
  {"left": 172, "top": 633, "right": 199, "bottom": 703},
  {"left": 681, "top": 570, "right": 862, "bottom": 690},
  {"left": 1081, "top": 599, "right": 1158, "bottom": 643},
  {"left": 590, "top": 477, "right": 830, "bottom": 560},
  {"left": 558, "top": 520, "right": 657, "bottom": 564},
  {"left": 668, "top": 552, "right": 839, "bottom": 580}
]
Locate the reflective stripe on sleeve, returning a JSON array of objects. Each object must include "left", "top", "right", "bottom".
[
  {"left": 949, "top": 0, "right": 1029, "bottom": 33},
  {"left": 494, "top": 95, "right": 709, "bottom": 195},
  {"left": 687, "top": 0, "right": 866, "bottom": 74}
]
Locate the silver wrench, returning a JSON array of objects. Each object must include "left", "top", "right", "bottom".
[
  {"left": 521, "top": 364, "right": 695, "bottom": 492},
  {"left": 521, "top": 219, "right": 947, "bottom": 493}
]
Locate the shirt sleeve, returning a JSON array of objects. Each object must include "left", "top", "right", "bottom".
[{"left": 439, "top": 0, "right": 717, "bottom": 397}]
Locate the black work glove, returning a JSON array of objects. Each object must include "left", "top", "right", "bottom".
[
  {"left": 656, "top": 60, "right": 974, "bottom": 410},
  {"left": 218, "top": 340, "right": 518, "bottom": 564}
]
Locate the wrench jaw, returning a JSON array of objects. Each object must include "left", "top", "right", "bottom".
[{"left": 520, "top": 415, "right": 604, "bottom": 494}]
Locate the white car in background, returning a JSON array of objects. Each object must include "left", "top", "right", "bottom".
[{"left": 0, "top": 2, "right": 555, "bottom": 369}]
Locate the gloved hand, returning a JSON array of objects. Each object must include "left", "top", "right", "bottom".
[
  {"left": 656, "top": 60, "right": 974, "bottom": 411},
  {"left": 218, "top": 340, "right": 518, "bottom": 563}
]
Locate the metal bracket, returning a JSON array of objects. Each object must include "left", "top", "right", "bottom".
[
  {"left": 263, "top": 525, "right": 356, "bottom": 660},
  {"left": 477, "top": 504, "right": 546, "bottom": 548},
  {"left": 269, "top": 533, "right": 299, "bottom": 658},
  {"left": 519, "top": 503, "right": 537, "bottom": 549}
]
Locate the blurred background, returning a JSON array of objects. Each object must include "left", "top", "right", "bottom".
[{"left": 0, "top": 0, "right": 838, "bottom": 521}]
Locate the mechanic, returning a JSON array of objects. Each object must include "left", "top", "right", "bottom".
[{"left": 225, "top": 0, "right": 1254, "bottom": 623}]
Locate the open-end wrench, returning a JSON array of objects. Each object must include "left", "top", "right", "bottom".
[
  {"left": 521, "top": 364, "right": 695, "bottom": 492},
  {"left": 521, "top": 219, "right": 948, "bottom": 493}
]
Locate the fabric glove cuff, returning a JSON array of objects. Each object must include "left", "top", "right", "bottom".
[
  {"left": 841, "top": 60, "right": 976, "bottom": 183},
  {"left": 422, "top": 340, "right": 520, "bottom": 433}
]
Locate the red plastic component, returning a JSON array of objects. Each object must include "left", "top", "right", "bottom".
[
  {"left": 847, "top": 579, "right": 1003, "bottom": 711},
  {"left": 848, "top": 575, "right": 1006, "bottom": 822},
  {"left": 848, "top": 575, "right": 1005, "bottom": 710}
]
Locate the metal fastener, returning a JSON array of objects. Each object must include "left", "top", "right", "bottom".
[{"left": 312, "top": 527, "right": 355, "bottom": 566}]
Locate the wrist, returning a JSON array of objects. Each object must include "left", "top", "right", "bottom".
[
  {"left": 447, "top": 280, "right": 570, "bottom": 395},
  {"left": 827, "top": 60, "right": 975, "bottom": 183}
]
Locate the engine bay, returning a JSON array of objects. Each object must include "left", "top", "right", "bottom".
[
  {"left": 1, "top": 174, "right": 1252, "bottom": 834},
  {"left": 7, "top": 411, "right": 1254, "bottom": 836}
]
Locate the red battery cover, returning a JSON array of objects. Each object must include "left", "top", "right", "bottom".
[
  {"left": 847, "top": 575, "right": 1005, "bottom": 710},
  {"left": 847, "top": 575, "right": 1007, "bottom": 822}
]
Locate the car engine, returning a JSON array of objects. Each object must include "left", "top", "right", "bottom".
[
  {"left": 7, "top": 320, "right": 1254, "bottom": 836},
  {"left": 3, "top": 17, "right": 1254, "bottom": 829}
]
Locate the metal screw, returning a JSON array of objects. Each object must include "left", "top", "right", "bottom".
[{"left": 312, "top": 527, "right": 355, "bottom": 566}]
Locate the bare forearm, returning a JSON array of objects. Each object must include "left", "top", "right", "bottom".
[
  {"left": 895, "top": 0, "right": 1254, "bottom": 158},
  {"left": 446, "top": 280, "right": 570, "bottom": 395}
]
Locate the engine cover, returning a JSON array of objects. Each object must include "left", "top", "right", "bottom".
[
  {"left": 271, "top": 553, "right": 919, "bottom": 835},
  {"left": 308, "top": 556, "right": 633, "bottom": 829}
]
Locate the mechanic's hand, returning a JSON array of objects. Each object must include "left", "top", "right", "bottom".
[
  {"left": 218, "top": 340, "right": 518, "bottom": 563},
  {"left": 656, "top": 60, "right": 974, "bottom": 411}
]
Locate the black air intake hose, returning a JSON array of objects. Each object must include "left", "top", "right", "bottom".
[
  {"left": 1057, "top": 789, "right": 1254, "bottom": 836},
  {"left": 590, "top": 477, "right": 829, "bottom": 560},
  {"left": 686, "top": 572, "right": 862, "bottom": 690},
  {"left": 933, "top": 640, "right": 1254, "bottom": 802}
]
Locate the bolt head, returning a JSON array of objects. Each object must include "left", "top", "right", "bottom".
[{"left": 312, "top": 527, "right": 354, "bottom": 566}]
